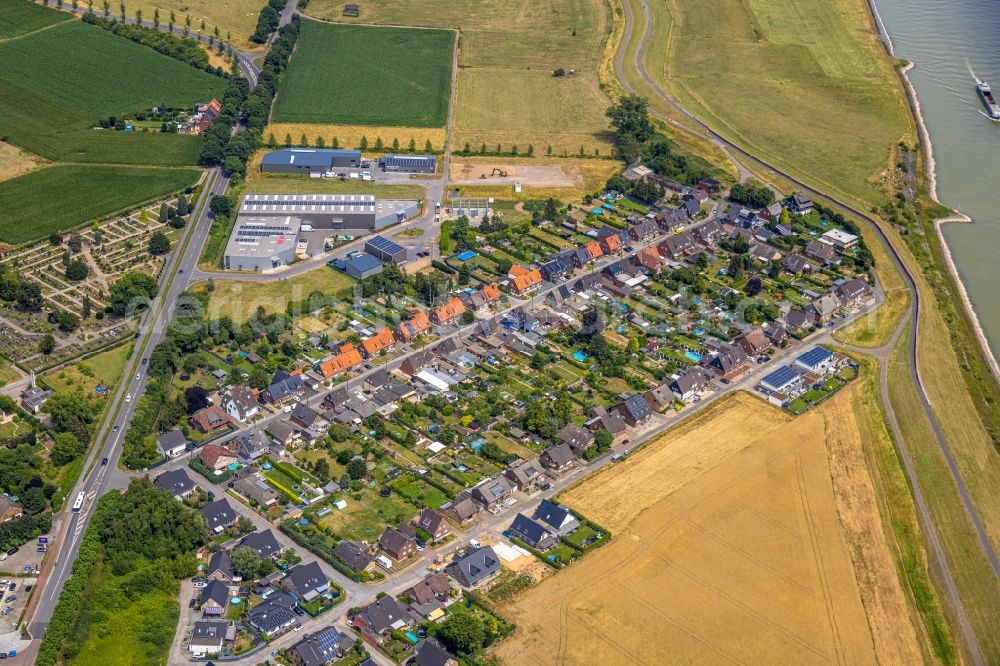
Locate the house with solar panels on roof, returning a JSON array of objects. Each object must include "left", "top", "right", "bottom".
[
  {"left": 260, "top": 148, "right": 362, "bottom": 175},
  {"left": 758, "top": 365, "right": 803, "bottom": 406},
  {"left": 379, "top": 153, "right": 437, "bottom": 174}
]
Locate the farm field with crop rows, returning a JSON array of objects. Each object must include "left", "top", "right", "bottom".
[
  {"left": 0, "top": 0, "right": 70, "bottom": 38},
  {"left": 272, "top": 21, "right": 453, "bottom": 127},
  {"left": 0, "top": 165, "right": 201, "bottom": 244}
]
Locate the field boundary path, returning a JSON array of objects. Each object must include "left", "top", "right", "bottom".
[{"left": 614, "top": 0, "right": 996, "bottom": 662}]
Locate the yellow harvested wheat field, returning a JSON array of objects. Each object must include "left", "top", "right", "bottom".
[{"left": 497, "top": 392, "right": 922, "bottom": 665}]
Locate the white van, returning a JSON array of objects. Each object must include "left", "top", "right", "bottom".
[{"left": 376, "top": 555, "right": 393, "bottom": 570}]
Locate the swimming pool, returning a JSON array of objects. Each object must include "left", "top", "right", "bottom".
[
  {"left": 685, "top": 351, "right": 702, "bottom": 362},
  {"left": 572, "top": 351, "right": 588, "bottom": 361}
]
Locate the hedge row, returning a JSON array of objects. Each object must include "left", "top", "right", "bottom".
[{"left": 36, "top": 495, "right": 110, "bottom": 666}]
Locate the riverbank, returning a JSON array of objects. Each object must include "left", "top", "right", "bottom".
[{"left": 871, "top": 0, "right": 1000, "bottom": 384}]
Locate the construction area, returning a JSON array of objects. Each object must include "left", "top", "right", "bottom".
[
  {"left": 449, "top": 162, "right": 580, "bottom": 187},
  {"left": 495, "top": 391, "right": 923, "bottom": 666}
]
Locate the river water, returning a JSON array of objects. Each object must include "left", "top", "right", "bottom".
[{"left": 872, "top": 0, "right": 1000, "bottom": 357}]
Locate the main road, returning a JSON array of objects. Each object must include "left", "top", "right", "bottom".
[{"left": 615, "top": 0, "right": 996, "bottom": 662}]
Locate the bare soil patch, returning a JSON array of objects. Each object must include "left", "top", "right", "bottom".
[
  {"left": 0, "top": 140, "right": 38, "bottom": 182},
  {"left": 449, "top": 161, "right": 580, "bottom": 187}
]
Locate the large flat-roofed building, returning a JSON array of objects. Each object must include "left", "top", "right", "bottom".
[
  {"left": 260, "top": 148, "right": 362, "bottom": 174},
  {"left": 239, "top": 193, "right": 417, "bottom": 232},
  {"left": 223, "top": 216, "right": 300, "bottom": 271},
  {"left": 365, "top": 235, "right": 407, "bottom": 263},
  {"left": 379, "top": 154, "right": 436, "bottom": 174}
]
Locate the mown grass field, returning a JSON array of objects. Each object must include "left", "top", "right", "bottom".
[
  {"left": 263, "top": 122, "right": 448, "bottom": 155},
  {"left": 0, "top": 0, "right": 69, "bottom": 38},
  {"left": 307, "top": 0, "right": 614, "bottom": 153},
  {"left": 42, "top": 342, "right": 133, "bottom": 395},
  {"left": 273, "top": 21, "right": 453, "bottom": 127},
  {"left": 643, "top": 0, "right": 913, "bottom": 209},
  {"left": 0, "top": 165, "right": 201, "bottom": 243},
  {"left": 193, "top": 267, "right": 358, "bottom": 322}
]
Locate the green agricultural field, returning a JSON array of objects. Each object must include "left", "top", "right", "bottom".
[
  {"left": 307, "top": 0, "right": 614, "bottom": 153},
  {"left": 272, "top": 21, "right": 453, "bottom": 127},
  {"left": 0, "top": 0, "right": 70, "bottom": 38},
  {"left": 635, "top": 0, "right": 913, "bottom": 208},
  {"left": 0, "top": 19, "right": 225, "bottom": 117},
  {"left": 0, "top": 165, "right": 201, "bottom": 243}
]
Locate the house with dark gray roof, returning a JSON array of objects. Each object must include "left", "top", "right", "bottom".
[
  {"left": 540, "top": 443, "right": 576, "bottom": 473},
  {"left": 534, "top": 500, "right": 580, "bottom": 535},
  {"left": 154, "top": 468, "right": 195, "bottom": 499},
  {"left": 503, "top": 457, "right": 544, "bottom": 492},
  {"left": 470, "top": 475, "right": 513, "bottom": 511},
  {"left": 239, "top": 530, "right": 282, "bottom": 560},
  {"left": 287, "top": 627, "right": 352, "bottom": 666},
  {"left": 442, "top": 497, "right": 479, "bottom": 525},
  {"left": 413, "top": 638, "right": 457, "bottom": 666},
  {"left": 221, "top": 385, "right": 260, "bottom": 423},
  {"left": 200, "top": 579, "right": 229, "bottom": 616},
  {"left": 350, "top": 596, "right": 414, "bottom": 642},
  {"left": 229, "top": 431, "right": 269, "bottom": 463},
  {"left": 248, "top": 589, "right": 298, "bottom": 636},
  {"left": 508, "top": 513, "right": 557, "bottom": 550},
  {"left": 668, "top": 368, "right": 712, "bottom": 401},
  {"left": 611, "top": 393, "right": 652, "bottom": 426},
  {"left": 206, "top": 549, "right": 237, "bottom": 583},
  {"left": 556, "top": 423, "right": 594, "bottom": 456},
  {"left": 446, "top": 546, "right": 501, "bottom": 588},
  {"left": 201, "top": 498, "right": 238, "bottom": 534},
  {"left": 189, "top": 620, "right": 226, "bottom": 655},
  {"left": 282, "top": 561, "right": 328, "bottom": 601},
  {"left": 263, "top": 370, "right": 305, "bottom": 404},
  {"left": 335, "top": 540, "right": 375, "bottom": 573},
  {"left": 157, "top": 429, "right": 188, "bottom": 458}
]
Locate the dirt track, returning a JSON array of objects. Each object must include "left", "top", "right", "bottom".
[{"left": 496, "top": 392, "right": 922, "bottom": 665}]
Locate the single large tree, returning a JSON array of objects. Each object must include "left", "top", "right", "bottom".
[{"left": 231, "top": 546, "right": 261, "bottom": 580}]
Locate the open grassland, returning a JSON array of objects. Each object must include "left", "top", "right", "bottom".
[
  {"left": 264, "top": 122, "right": 448, "bottom": 155},
  {"left": 629, "top": 0, "right": 913, "bottom": 209},
  {"left": 0, "top": 0, "right": 69, "bottom": 38},
  {"left": 0, "top": 140, "right": 39, "bottom": 183},
  {"left": 42, "top": 343, "right": 133, "bottom": 396},
  {"left": 887, "top": 330, "right": 1000, "bottom": 662},
  {"left": 497, "top": 392, "right": 925, "bottom": 665},
  {"left": 193, "top": 268, "right": 358, "bottom": 323},
  {"left": 308, "top": 0, "right": 614, "bottom": 154},
  {"left": 0, "top": 165, "right": 201, "bottom": 243},
  {"left": 273, "top": 21, "right": 453, "bottom": 127}
]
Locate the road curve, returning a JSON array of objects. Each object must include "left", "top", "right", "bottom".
[{"left": 615, "top": 0, "right": 998, "bottom": 661}]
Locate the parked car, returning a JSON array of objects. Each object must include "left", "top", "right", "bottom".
[
  {"left": 189, "top": 598, "right": 196, "bottom": 609},
  {"left": 5, "top": 596, "right": 15, "bottom": 603},
  {"left": 0, "top": 608, "right": 10, "bottom": 616},
  {"left": 541, "top": 483, "right": 552, "bottom": 491},
  {"left": 293, "top": 623, "right": 302, "bottom": 632},
  {"left": 6, "top": 548, "right": 17, "bottom": 557}
]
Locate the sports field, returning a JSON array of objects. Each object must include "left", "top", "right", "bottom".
[
  {"left": 630, "top": 0, "right": 913, "bottom": 208},
  {"left": 0, "top": 165, "right": 201, "bottom": 244},
  {"left": 497, "top": 392, "right": 926, "bottom": 665},
  {"left": 307, "top": 0, "right": 615, "bottom": 154},
  {"left": 273, "top": 21, "right": 453, "bottom": 127}
]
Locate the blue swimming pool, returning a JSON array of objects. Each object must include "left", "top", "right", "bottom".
[
  {"left": 572, "top": 351, "right": 588, "bottom": 361},
  {"left": 685, "top": 351, "right": 702, "bottom": 362},
  {"left": 405, "top": 632, "right": 419, "bottom": 644}
]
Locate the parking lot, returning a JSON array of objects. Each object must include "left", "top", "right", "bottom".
[{"left": 0, "top": 577, "right": 36, "bottom": 633}]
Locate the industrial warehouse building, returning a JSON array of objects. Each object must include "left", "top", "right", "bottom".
[
  {"left": 379, "top": 154, "right": 437, "bottom": 174},
  {"left": 364, "top": 235, "right": 407, "bottom": 263},
  {"left": 222, "top": 194, "right": 418, "bottom": 272},
  {"left": 223, "top": 216, "right": 300, "bottom": 271},
  {"left": 260, "top": 148, "right": 362, "bottom": 175},
  {"left": 238, "top": 194, "right": 417, "bottom": 232},
  {"left": 332, "top": 253, "right": 384, "bottom": 279}
]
